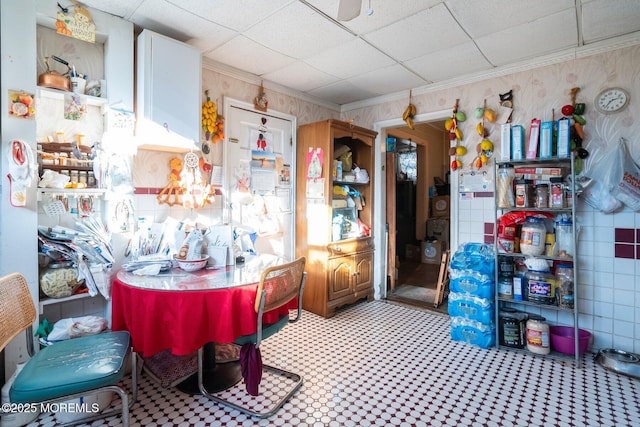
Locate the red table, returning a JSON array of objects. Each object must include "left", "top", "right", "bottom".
[{"left": 112, "top": 254, "right": 296, "bottom": 393}]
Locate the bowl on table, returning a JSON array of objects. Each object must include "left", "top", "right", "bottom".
[{"left": 174, "top": 255, "right": 209, "bottom": 272}]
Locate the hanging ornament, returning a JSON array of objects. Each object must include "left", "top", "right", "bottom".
[{"left": 254, "top": 81, "right": 269, "bottom": 112}]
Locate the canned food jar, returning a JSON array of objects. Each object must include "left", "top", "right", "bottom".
[
  {"left": 526, "top": 315, "right": 550, "bottom": 355},
  {"left": 39, "top": 262, "right": 82, "bottom": 298},
  {"left": 499, "top": 308, "right": 528, "bottom": 348},
  {"left": 520, "top": 217, "right": 546, "bottom": 255},
  {"left": 535, "top": 184, "right": 549, "bottom": 208},
  {"left": 497, "top": 163, "right": 515, "bottom": 208}
]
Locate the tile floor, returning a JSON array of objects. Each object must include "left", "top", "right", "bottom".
[{"left": 29, "top": 301, "right": 640, "bottom": 427}]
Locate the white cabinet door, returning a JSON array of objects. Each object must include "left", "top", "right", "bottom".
[{"left": 136, "top": 30, "right": 201, "bottom": 151}]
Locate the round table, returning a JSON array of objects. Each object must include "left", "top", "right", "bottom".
[{"left": 112, "top": 254, "right": 296, "bottom": 394}]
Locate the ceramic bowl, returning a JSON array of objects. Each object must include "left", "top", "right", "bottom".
[{"left": 175, "top": 256, "right": 209, "bottom": 272}]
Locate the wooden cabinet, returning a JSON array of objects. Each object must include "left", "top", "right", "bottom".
[
  {"left": 136, "top": 30, "right": 201, "bottom": 152},
  {"left": 295, "top": 120, "right": 377, "bottom": 318}
]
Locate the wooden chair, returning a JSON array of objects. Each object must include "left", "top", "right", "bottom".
[
  {"left": 0, "top": 273, "right": 138, "bottom": 426},
  {"left": 198, "top": 257, "right": 307, "bottom": 418}
]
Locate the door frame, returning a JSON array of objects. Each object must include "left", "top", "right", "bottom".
[
  {"left": 222, "top": 97, "right": 298, "bottom": 260},
  {"left": 372, "top": 109, "right": 455, "bottom": 300}
]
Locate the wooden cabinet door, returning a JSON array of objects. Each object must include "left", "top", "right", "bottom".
[
  {"left": 353, "top": 251, "right": 373, "bottom": 294},
  {"left": 328, "top": 256, "right": 353, "bottom": 301}
]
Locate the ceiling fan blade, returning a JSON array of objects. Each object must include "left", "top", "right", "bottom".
[{"left": 337, "top": 0, "right": 361, "bottom": 21}]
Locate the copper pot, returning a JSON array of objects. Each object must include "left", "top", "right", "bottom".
[{"left": 38, "top": 56, "right": 71, "bottom": 91}]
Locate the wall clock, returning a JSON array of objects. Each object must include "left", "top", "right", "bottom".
[{"left": 595, "top": 87, "right": 630, "bottom": 114}]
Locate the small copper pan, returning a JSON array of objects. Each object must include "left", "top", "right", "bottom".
[{"left": 38, "top": 56, "right": 71, "bottom": 91}]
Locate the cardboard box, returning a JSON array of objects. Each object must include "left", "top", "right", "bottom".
[
  {"left": 421, "top": 240, "right": 443, "bottom": 264},
  {"left": 431, "top": 195, "right": 450, "bottom": 217},
  {"left": 427, "top": 218, "right": 450, "bottom": 242},
  {"left": 405, "top": 244, "right": 421, "bottom": 262}
]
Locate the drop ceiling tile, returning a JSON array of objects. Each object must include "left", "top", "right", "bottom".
[
  {"left": 476, "top": 9, "right": 578, "bottom": 66},
  {"left": 405, "top": 41, "right": 493, "bottom": 82},
  {"left": 364, "top": 3, "right": 469, "bottom": 62},
  {"left": 304, "top": 0, "right": 443, "bottom": 35},
  {"left": 304, "top": 38, "right": 395, "bottom": 79},
  {"left": 348, "top": 64, "right": 426, "bottom": 95},
  {"left": 163, "top": 0, "right": 295, "bottom": 32},
  {"left": 78, "top": 0, "right": 144, "bottom": 20},
  {"left": 204, "top": 36, "right": 296, "bottom": 76},
  {"left": 447, "top": 0, "right": 574, "bottom": 38},
  {"left": 581, "top": 0, "right": 640, "bottom": 43},
  {"left": 262, "top": 61, "right": 339, "bottom": 92},
  {"left": 243, "top": 1, "right": 355, "bottom": 59},
  {"left": 130, "top": 0, "right": 233, "bottom": 45},
  {"left": 308, "top": 80, "right": 380, "bottom": 105}
]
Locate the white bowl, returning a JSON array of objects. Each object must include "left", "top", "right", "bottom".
[{"left": 175, "top": 256, "right": 209, "bottom": 272}]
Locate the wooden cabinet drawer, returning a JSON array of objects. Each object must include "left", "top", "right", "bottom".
[{"left": 328, "top": 237, "right": 373, "bottom": 256}]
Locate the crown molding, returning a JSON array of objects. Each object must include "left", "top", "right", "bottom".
[{"left": 340, "top": 32, "right": 640, "bottom": 113}]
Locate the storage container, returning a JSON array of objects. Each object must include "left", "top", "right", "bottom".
[
  {"left": 520, "top": 217, "right": 546, "bottom": 255},
  {"left": 499, "top": 308, "right": 528, "bottom": 348},
  {"left": 526, "top": 315, "right": 550, "bottom": 355},
  {"left": 526, "top": 269, "right": 556, "bottom": 305}
]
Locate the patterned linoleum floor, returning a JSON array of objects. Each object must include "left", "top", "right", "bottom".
[{"left": 28, "top": 301, "right": 640, "bottom": 426}]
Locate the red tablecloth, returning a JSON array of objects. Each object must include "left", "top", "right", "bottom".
[{"left": 111, "top": 276, "right": 296, "bottom": 357}]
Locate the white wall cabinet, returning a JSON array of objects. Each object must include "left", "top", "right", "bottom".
[{"left": 136, "top": 30, "right": 201, "bottom": 152}]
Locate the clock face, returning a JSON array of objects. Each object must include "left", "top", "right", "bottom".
[{"left": 595, "top": 88, "right": 629, "bottom": 113}]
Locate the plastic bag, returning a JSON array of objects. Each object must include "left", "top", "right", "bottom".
[
  {"left": 580, "top": 138, "right": 624, "bottom": 213},
  {"left": 47, "top": 316, "right": 108, "bottom": 341},
  {"left": 610, "top": 138, "right": 640, "bottom": 211}
]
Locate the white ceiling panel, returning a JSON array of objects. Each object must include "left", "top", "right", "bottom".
[
  {"left": 262, "top": 61, "right": 340, "bottom": 92},
  {"left": 78, "top": 0, "right": 640, "bottom": 106},
  {"left": 203, "top": 36, "right": 296, "bottom": 76},
  {"left": 77, "top": 0, "right": 145, "bottom": 21},
  {"left": 304, "top": 38, "right": 395, "bottom": 79},
  {"left": 243, "top": 1, "right": 355, "bottom": 59},
  {"left": 348, "top": 64, "right": 426, "bottom": 96},
  {"left": 581, "top": 0, "right": 640, "bottom": 43},
  {"left": 476, "top": 9, "right": 578, "bottom": 66},
  {"left": 164, "top": 0, "right": 294, "bottom": 32},
  {"left": 447, "top": 0, "right": 575, "bottom": 38},
  {"left": 130, "top": 0, "right": 230, "bottom": 43},
  {"left": 364, "top": 3, "right": 470, "bottom": 62},
  {"left": 304, "top": 0, "right": 443, "bottom": 35},
  {"left": 405, "top": 41, "right": 493, "bottom": 83},
  {"left": 309, "top": 80, "right": 380, "bottom": 105}
]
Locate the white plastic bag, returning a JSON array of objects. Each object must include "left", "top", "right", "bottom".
[
  {"left": 610, "top": 138, "right": 640, "bottom": 211},
  {"left": 580, "top": 138, "right": 624, "bottom": 214},
  {"left": 47, "top": 316, "right": 108, "bottom": 341}
]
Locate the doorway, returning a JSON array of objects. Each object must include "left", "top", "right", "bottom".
[{"left": 383, "top": 120, "right": 450, "bottom": 313}]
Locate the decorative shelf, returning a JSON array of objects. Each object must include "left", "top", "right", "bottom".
[{"left": 37, "top": 86, "right": 108, "bottom": 107}]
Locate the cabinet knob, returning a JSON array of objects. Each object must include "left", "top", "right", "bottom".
[{"left": 335, "top": 246, "right": 342, "bottom": 252}]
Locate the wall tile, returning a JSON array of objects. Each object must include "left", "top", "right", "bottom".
[
  {"left": 593, "top": 315, "right": 613, "bottom": 333},
  {"left": 615, "top": 228, "right": 635, "bottom": 243},
  {"left": 614, "top": 243, "right": 635, "bottom": 259},
  {"left": 594, "top": 301, "right": 613, "bottom": 318}
]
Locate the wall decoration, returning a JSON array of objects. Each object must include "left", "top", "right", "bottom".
[
  {"left": 445, "top": 99, "right": 467, "bottom": 171},
  {"left": 402, "top": 91, "right": 416, "bottom": 129},
  {"left": 64, "top": 93, "right": 86, "bottom": 120},
  {"left": 8, "top": 90, "right": 35, "bottom": 119},
  {"left": 56, "top": 1, "right": 96, "bottom": 43},
  {"left": 254, "top": 81, "right": 268, "bottom": 112},
  {"left": 469, "top": 99, "right": 495, "bottom": 170},
  {"left": 201, "top": 89, "right": 224, "bottom": 146},
  {"left": 306, "top": 147, "right": 323, "bottom": 179},
  {"left": 250, "top": 129, "right": 273, "bottom": 152}
]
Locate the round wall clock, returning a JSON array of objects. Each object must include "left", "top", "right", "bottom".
[{"left": 595, "top": 87, "right": 630, "bottom": 114}]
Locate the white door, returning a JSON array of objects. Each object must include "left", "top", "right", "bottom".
[{"left": 223, "top": 98, "right": 297, "bottom": 260}]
